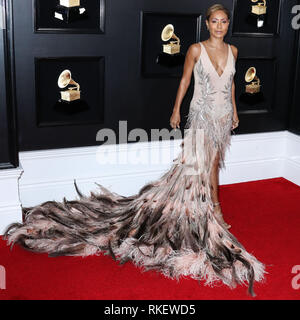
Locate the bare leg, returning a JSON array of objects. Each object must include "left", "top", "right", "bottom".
[
  {"left": 210, "top": 151, "right": 231, "bottom": 229},
  {"left": 210, "top": 151, "right": 220, "bottom": 205}
]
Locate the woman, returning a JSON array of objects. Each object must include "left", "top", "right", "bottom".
[
  {"left": 171, "top": 4, "right": 240, "bottom": 229},
  {"left": 3, "top": 4, "right": 266, "bottom": 297}
]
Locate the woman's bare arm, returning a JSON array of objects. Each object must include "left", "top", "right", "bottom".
[
  {"left": 170, "top": 44, "right": 200, "bottom": 129},
  {"left": 231, "top": 45, "right": 239, "bottom": 129}
]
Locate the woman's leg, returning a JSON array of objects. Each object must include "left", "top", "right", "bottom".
[
  {"left": 210, "top": 150, "right": 220, "bottom": 207},
  {"left": 210, "top": 150, "right": 231, "bottom": 228}
]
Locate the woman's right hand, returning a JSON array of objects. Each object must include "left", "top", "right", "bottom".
[{"left": 170, "top": 111, "right": 180, "bottom": 129}]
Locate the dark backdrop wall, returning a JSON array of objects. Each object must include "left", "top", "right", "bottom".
[
  {"left": 0, "top": 0, "right": 18, "bottom": 169},
  {"left": 2, "top": 0, "right": 300, "bottom": 156},
  {"left": 289, "top": 18, "right": 300, "bottom": 136}
]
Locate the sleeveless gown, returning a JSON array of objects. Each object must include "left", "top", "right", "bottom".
[{"left": 3, "top": 42, "right": 266, "bottom": 297}]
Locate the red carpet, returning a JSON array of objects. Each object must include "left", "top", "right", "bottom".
[{"left": 0, "top": 177, "right": 299, "bottom": 300}]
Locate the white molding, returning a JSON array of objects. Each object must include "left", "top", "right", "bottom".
[
  {"left": 283, "top": 131, "right": 300, "bottom": 186},
  {"left": 0, "top": 130, "right": 299, "bottom": 234},
  {"left": 0, "top": 167, "right": 23, "bottom": 234}
]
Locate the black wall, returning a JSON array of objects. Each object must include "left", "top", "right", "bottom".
[
  {"left": 289, "top": 16, "right": 300, "bottom": 136},
  {"left": 1, "top": 0, "right": 300, "bottom": 161},
  {"left": 0, "top": 0, "right": 18, "bottom": 169}
]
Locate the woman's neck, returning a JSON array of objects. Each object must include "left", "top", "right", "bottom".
[{"left": 205, "top": 37, "right": 225, "bottom": 49}]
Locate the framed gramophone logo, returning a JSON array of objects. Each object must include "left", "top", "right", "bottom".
[
  {"left": 232, "top": 0, "right": 282, "bottom": 37},
  {"left": 58, "top": 69, "right": 81, "bottom": 102},
  {"left": 34, "top": 0, "right": 105, "bottom": 33},
  {"left": 156, "top": 24, "right": 185, "bottom": 67},
  {"left": 234, "top": 57, "right": 277, "bottom": 113},
  {"left": 140, "top": 12, "right": 201, "bottom": 78},
  {"left": 35, "top": 57, "right": 105, "bottom": 127}
]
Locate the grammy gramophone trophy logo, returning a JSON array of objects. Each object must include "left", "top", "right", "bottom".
[
  {"left": 250, "top": 0, "right": 267, "bottom": 28},
  {"left": 245, "top": 67, "right": 261, "bottom": 94},
  {"left": 239, "top": 67, "right": 265, "bottom": 105},
  {"left": 54, "top": 0, "right": 87, "bottom": 23},
  {"left": 58, "top": 69, "right": 81, "bottom": 102},
  {"left": 55, "top": 69, "right": 89, "bottom": 115},
  {"left": 156, "top": 24, "right": 185, "bottom": 68}
]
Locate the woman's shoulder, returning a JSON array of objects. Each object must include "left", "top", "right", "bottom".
[
  {"left": 228, "top": 43, "right": 238, "bottom": 60},
  {"left": 189, "top": 42, "right": 201, "bottom": 51},
  {"left": 229, "top": 43, "right": 238, "bottom": 49},
  {"left": 187, "top": 42, "right": 201, "bottom": 61}
]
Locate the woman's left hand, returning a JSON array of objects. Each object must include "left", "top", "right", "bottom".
[{"left": 231, "top": 114, "right": 239, "bottom": 130}]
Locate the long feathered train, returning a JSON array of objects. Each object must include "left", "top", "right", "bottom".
[{"left": 2, "top": 107, "right": 266, "bottom": 297}]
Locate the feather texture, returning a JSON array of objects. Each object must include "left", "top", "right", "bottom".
[{"left": 2, "top": 42, "right": 267, "bottom": 297}]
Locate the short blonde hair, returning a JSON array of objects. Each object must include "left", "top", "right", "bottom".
[{"left": 206, "top": 4, "right": 230, "bottom": 21}]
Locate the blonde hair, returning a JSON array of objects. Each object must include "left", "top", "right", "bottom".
[{"left": 206, "top": 4, "right": 230, "bottom": 21}]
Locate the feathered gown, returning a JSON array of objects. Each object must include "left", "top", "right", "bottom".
[{"left": 3, "top": 42, "right": 266, "bottom": 297}]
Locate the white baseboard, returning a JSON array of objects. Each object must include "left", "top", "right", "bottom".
[
  {"left": 0, "top": 167, "right": 23, "bottom": 235},
  {"left": 0, "top": 130, "right": 299, "bottom": 234},
  {"left": 283, "top": 131, "right": 300, "bottom": 186}
]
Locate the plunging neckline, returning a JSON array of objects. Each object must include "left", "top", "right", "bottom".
[{"left": 200, "top": 42, "right": 230, "bottom": 78}]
